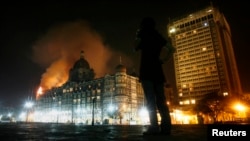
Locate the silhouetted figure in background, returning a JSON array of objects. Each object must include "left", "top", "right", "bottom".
[{"left": 134, "top": 17, "right": 175, "bottom": 135}]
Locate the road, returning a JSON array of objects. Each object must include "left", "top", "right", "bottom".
[{"left": 0, "top": 122, "right": 215, "bottom": 141}]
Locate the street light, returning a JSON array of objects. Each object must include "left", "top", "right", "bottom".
[
  {"left": 92, "top": 97, "right": 96, "bottom": 126},
  {"left": 108, "top": 104, "right": 116, "bottom": 125},
  {"left": 139, "top": 107, "right": 149, "bottom": 125},
  {"left": 233, "top": 102, "right": 247, "bottom": 120},
  {"left": 24, "top": 101, "right": 34, "bottom": 122},
  {"left": 25, "top": 101, "right": 34, "bottom": 108},
  {"left": 108, "top": 104, "right": 115, "bottom": 112},
  {"left": 234, "top": 103, "right": 246, "bottom": 112}
]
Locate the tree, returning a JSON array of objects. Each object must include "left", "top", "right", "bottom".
[
  {"left": 194, "top": 92, "right": 225, "bottom": 122},
  {"left": 107, "top": 104, "right": 125, "bottom": 124}
]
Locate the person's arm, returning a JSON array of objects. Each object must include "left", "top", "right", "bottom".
[{"left": 161, "top": 41, "right": 176, "bottom": 63}]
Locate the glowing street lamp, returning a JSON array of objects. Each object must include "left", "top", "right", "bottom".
[
  {"left": 234, "top": 103, "right": 246, "bottom": 112},
  {"left": 107, "top": 104, "right": 116, "bottom": 125},
  {"left": 139, "top": 107, "right": 149, "bottom": 124},
  {"left": 7, "top": 113, "right": 12, "bottom": 117},
  {"left": 92, "top": 97, "right": 96, "bottom": 126},
  {"left": 108, "top": 105, "right": 115, "bottom": 112},
  {"left": 24, "top": 101, "right": 34, "bottom": 122},
  {"left": 25, "top": 101, "right": 34, "bottom": 109},
  {"left": 233, "top": 102, "right": 247, "bottom": 120}
]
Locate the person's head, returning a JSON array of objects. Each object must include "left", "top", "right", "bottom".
[{"left": 140, "top": 17, "right": 155, "bottom": 29}]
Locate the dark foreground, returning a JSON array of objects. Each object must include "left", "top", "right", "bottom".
[
  {"left": 0, "top": 123, "right": 208, "bottom": 141},
  {"left": 2, "top": 122, "right": 249, "bottom": 141}
]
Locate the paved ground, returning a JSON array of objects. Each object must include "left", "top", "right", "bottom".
[{"left": 0, "top": 123, "right": 207, "bottom": 141}]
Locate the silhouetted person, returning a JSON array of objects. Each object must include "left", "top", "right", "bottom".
[{"left": 134, "top": 17, "right": 175, "bottom": 135}]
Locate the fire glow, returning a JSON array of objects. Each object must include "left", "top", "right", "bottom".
[
  {"left": 32, "top": 20, "right": 119, "bottom": 93},
  {"left": 32, "top": 20, "right": 134, "bottom": 96},
  {"left": 36, "top": 87, "right": 43, "bottom": 98}
]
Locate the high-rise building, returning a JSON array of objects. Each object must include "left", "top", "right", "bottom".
[
  {"left": 167, "top": 5, "right": 242, "bottom": 106},
  {"left": 34, "top": 51, "right": 148, "bottom": 125}
]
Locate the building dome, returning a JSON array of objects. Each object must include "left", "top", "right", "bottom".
[
  {"left": 72, "top": 51, "right": 90, "bottom": 70},
  {"left": 69, "top": 51, "right": 95, "bottom": 82},
  {"left": 115, "top": 64, "right": 127, "bottom": 73}
]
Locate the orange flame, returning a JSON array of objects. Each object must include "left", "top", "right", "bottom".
[
  {"left": 32, "top": 20, "right": 134, "bottom": 93},
  {"left": 39, "top": 59, "right": 70, "bottom": 91},
  {"left": 36, "top": 86, "right": 43, "bottom": 99}
]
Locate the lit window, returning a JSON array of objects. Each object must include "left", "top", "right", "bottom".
[
  {"left": 191, "top": 99, "right": 196, "bottom": 104},
  {"left": 217, "top": 52, "right": 220, "bottom": 56},
  {"left": 223, "top": 92, "right": 228, "bottom": 96},
  {"left": 97, "top": 89, "right": 101, "bottom": 93},
  {"left": 184, "top": 100, "right": 190, "bottom": 105},
  {"left": 179, "top": 93, "right": 183, "bottom": 97},
  {"left": 202, "top": 47, "right": 207, "bottom": 51},
  {"left": 203, "top": 22, "right": 208, "bottom": 26},
  {"left": 207, "top": 9, "right": 212, "bottom": 13},
  {"left": 169, "top": 28, "right": 176, "bottom": 33}
]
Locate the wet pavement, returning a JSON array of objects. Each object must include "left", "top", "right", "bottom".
[{"left": 0, "top": 122, "right": 208, "bottom": 141}]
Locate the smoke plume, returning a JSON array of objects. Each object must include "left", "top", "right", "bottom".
[{"left": 32, "top": 20, "right": 117, "bottom": 91}]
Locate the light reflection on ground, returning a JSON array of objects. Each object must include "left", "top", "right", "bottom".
[{"left": 0, "top": 122, "right": 208, "bottom": 141}]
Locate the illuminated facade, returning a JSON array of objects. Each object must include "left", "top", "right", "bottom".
[
  {"left": 34, "top": 51, "right": 147, "bottom": 125},
  {"left": 167, "top": 6, "right": 242, "bottom": 105}
]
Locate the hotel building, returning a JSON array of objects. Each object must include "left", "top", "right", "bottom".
[
  {"left": 167, "top": 5, "right": 242, "bottom": 106},
  {"left": 34, "top": 51, "right": 148, "bottom": 125}
]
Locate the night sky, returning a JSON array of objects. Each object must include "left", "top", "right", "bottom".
[{"left": 0, "top": 0, "right": 249, "bottom": 108}]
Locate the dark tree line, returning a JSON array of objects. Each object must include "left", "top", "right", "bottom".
[{"left": 194, "top": 92, "right": 249, "bottom": 122}]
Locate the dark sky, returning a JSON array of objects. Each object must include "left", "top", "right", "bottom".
[{"left": 0, "top": 0, "right": 249, "bottom": 108}]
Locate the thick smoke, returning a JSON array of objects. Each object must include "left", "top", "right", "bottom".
[{"left": 32, "top": 20, "right": 118, "bottom": 91}]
